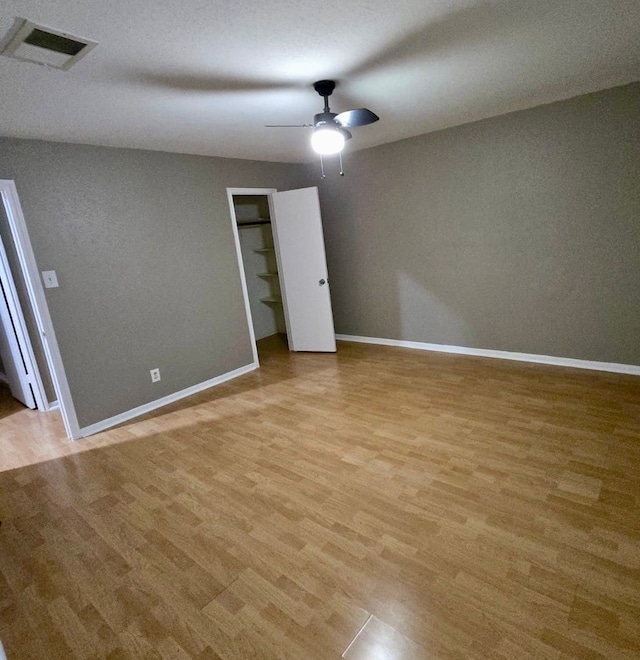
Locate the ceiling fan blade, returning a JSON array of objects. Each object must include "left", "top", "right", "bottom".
[
  {"left": 334, "top": 108, "right": 379, "bottom": 128},
  {"left": 338, "top": 127, "right": 353, "bottom": 140},
  {"left": 265, "top": 124, "right": 313, "bottom": 128}
]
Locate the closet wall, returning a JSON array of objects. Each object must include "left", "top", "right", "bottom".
[{"left": 234, "top": 196, "right": 286, "bottom": 341}]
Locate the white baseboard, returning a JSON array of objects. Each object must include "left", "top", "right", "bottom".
[
  {"left": 79, "top": 362, "right": 258, "bottom": 439},
  {"left": 335, "top": 334, "right": 640, "bottom": 376}
]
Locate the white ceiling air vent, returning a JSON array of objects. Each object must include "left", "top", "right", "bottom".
[{"left": 0, "top": 19, "right": 97, "bottom": 70}]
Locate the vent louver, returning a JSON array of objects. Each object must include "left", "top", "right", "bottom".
[{"left": 0, "top": 19, "right": 97, "bottom": 70}]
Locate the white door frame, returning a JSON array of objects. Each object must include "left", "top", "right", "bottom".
[
  {"left": 226, "top": 187, "right": 278, "bottom": 366},
  {"left": 0, "top": 180, "right": 81, "bottom": 440}
]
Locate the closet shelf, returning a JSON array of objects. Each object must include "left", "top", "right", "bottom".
[
  {"left": 238, "top": 218, "right": 271, "bottom": 227},
  {"left": 260, "top": 296, "right": 282, "bottom": 304}
]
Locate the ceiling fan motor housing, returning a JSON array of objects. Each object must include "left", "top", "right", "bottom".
[{"left": 313, "top": 112, "right": 337, "bottom": 128}]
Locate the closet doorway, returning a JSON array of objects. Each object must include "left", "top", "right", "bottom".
[
  {"left": 231, "top": 190, "right": 286, "bottom": 351},
  {"left": 227, "top": 186, "right": 336, "bottom": 358}
]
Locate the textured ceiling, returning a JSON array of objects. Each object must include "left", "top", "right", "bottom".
[{"left": 1, "top": 0, "right": 639, "bottom": 163}]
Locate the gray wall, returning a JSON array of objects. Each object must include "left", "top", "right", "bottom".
[
  {"left": 316, "top": 83, "right": 640, "bottom": 365},
  {"left": 0, "top": 200, "right": 56, "bottom": 402},
  {"left": 1, "top": 82, "right": 637, "bottom": 432},
  {"left": 0, "top": 139, "right": 306, "bottom": 428}
]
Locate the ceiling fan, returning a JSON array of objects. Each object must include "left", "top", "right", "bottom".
[{"left": 266, "top": 80, "right": 379, "bottom": 162}]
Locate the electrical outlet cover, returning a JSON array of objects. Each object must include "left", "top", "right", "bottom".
[{"left": 42, "top": 270, "right": 59, "bottom": 288}]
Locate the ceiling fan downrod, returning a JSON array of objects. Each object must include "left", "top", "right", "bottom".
[
  {"left": 313, "top": 79, "right": 335, "bottom": 112},
  {"left": 313, "top": 80, "right": 338, "bottom": 127}
]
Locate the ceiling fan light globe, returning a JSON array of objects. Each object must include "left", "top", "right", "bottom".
[{"left": 311, "top": 127, "right": 345, "bottom": 155}]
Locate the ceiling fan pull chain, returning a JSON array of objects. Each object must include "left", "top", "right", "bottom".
[
  {"left": 339, "top": 151, "right": 345, "bottom": 176},
  {"left": 320, "top": 155, "right": 326, "bottom": 179}
]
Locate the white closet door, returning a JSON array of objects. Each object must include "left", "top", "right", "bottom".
[
  {"left": 0, "top": 275, "right": 36, "bottom": 408},
  {"left": 270, "top": 187, "right": 336, "bottom": 352}
]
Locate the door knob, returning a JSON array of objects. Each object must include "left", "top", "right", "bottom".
[{"left": 319, "top": 278, "right": 326, "bottom": 286}]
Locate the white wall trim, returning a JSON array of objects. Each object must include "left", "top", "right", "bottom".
[
  {"left": 78, "top": 362, "right": 258, "bottom": 438},
  {"left": 336, "top": 334, "right": 640, "bottom": 376}
]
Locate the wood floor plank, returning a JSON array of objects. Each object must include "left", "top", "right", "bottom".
[{"left": 1, "top": 335, "right": 639, "bottom": 658}]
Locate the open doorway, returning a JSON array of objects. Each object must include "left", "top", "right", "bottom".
[
  {"left": 0, "top": 180, "right": 80, "bottom": 440},
  {"left": 228, "top": 186, "right": 337, "bottom": 357},
  {"left": 227, "top": 188, "right": 288, "bottom": 357},
  {"left": 0, "top": 199, "right": 49, "bottom": 411}
]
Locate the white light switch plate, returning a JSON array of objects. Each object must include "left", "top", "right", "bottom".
[{"left": 42, "top": 270, "right": 59, "bottom": 288}]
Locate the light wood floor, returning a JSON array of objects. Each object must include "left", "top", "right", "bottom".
[{"left": 1, "top": 336, "right": 639, "bottom": 659}]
